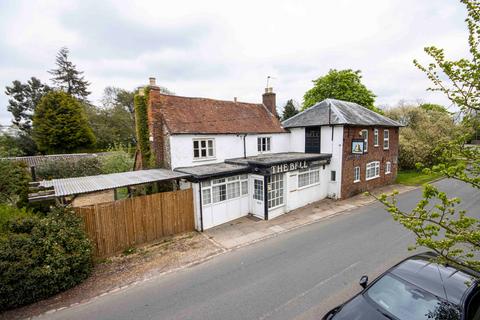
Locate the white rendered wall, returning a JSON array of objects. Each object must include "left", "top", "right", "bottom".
[
  {"left": 169, "top": 133, "right": 290, "bottom": 169},
  {"left": 322, "top": 126, "right": 343, "bottom": 199}
]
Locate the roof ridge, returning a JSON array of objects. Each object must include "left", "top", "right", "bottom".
[
  {"left": 282, "top": 101, "right": 323, "bottom": 125},
  {"left": 157, "top": 92, "right": 263, "bottom": 106},
  {"left": 326, "top": 99, "right": 347, "bottom": 123}
]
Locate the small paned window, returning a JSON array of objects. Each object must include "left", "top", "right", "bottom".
[
  {"left": 331, "top": 170, "right": 336, "bottom": 182},
  {"left": 298, "top": 166, "right": 321, "bottom": 188},
  {"left": 257, "top": 137, "right": 271, "bottom": 152},
  {"left": 386, "top": 162, "right": 392, "bottom": 174},
  {"left": 354, "top": 166, "right": 360, "bottom": 183},
  {"left": 361, "top": 129, "right": 368, "bottom": 152},
  {"left": 383, "top": 130, "right": 390, "bottom": 150},
  {"left": 366, "top": 161, "right": 380, "bottom": 180},
  {"left": 254, "top": 180, "right": 264, "bottom": 201},
  {"left": 373, "top": 129, "right": 379, "bottom": 147},
  {"left": 267, "top": 174, "right": 284, "bottom": 208},
  {"left": 193, "top": 139, "right": 215, "bottom": 159}
]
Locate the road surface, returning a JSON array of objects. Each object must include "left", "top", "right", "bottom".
[{"left": 42, "top": 179, "right": 480, "bottom": 320}]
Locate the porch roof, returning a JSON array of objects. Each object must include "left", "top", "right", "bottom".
[
  {"left": 31, "top": 169, "right": 190, "bottom": 199},
  {"left": 175, "top": 162, "right": 250, "bottom": 180},
  {"left": 226, "top": 152, "right": 332, "bottom": 167}
]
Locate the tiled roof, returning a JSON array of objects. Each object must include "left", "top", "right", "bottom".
[
  {"left": 149, "top": 91, "right": 286, "bottom": 134},
  {"left": 1, "top": 152, "right": 113, "bottom": 168},
  {"left": 283, "top": 99, "right": 402, "bottom": 128}
]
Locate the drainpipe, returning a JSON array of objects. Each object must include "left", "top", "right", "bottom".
[
  {"left": 243, "top": 134, "right": 247, "bottom": 158},
  {"left": 198, "top": 182, "right": 204, "bottom": 232}
]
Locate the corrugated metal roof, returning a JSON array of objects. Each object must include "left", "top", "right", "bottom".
[
  {"left": 39, "top": 169, "right": 190, "bottom": 197},
  {"left": 1, "top": 152, "right": 113, "bottom": 168},
  {"left": 283, "top": 99, "right": 402, "bottom": 128}
]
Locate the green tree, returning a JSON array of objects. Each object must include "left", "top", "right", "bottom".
[
  {"left": 48, "top": 47, "right": 90, "bottom": 101},
  {"left": 282, "top": 99, "right": 299, "bottom": 121},
  {"left": 374, "top": 0, "right": 480, "bottom": 272},
  {"left": 385, "top": 105, "right": 459, "bottom": 169},
  {"left": 32, "top": 91, "right": 95, "bottom": 153},
  {"left": 419, "top": 103, "right": 451, "bottom": 114},
  {"left": 86, "top": 87, "right": 136, "bottom": 149},
  {"left": 5, "top": 77, "right": 51, "bottom": 134},
  {"left": 302, "top": 69, "right": 379, "bottom": 112}
]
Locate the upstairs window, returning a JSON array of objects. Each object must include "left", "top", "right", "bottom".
[
  {"left": 366, "top": 161, "right": 380, "bottom": 180},
  {"left": 373, "top": 129, "right": 379, "bottom": 147},
  {"left": 193, "top": 139, "right": 215, "bottom": 159},
  {"left": 361, "top": 129, "right": 368, "bottom": 152},
  {"left": 383, "top": 129, "right": 390, "bottom": 150},
  {"left": 257, "top": 137, "right": 271, "bottom": 152}
]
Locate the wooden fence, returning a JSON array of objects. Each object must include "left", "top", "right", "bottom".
[{"left": 75, "top": 188, "right": 195, "bottom": 258}]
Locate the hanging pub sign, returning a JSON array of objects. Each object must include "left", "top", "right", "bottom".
[{"left": 352, "top": 139, "right": 365, "bottom": 154}]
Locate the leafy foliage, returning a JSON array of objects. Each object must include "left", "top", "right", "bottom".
[
  {"left": 0, "top": 134, "right": 24, "bottom": 157},
  {"left": 375, "top": 0, "right": 480, "bottom": 272},
  {"left": 419, "top": 103, "right": 451, "bottom": 114},
  {"left": 100, "top": 148, "right": 134, "bottom": 174},
  {"left": 32, "top": 91, "right": 96, "bottom": 153},
  {"left": 36, "top": 157, "right": 103, "bottom": 180},
  {"left": 0, "top": 160, "right": 31, "bottom": 207},
  {"left": 302, "top": 69, "right": 379, "bottom": 112},
  {"left": 5, "top": 77, "right": 51, "bottom": 134},
  {"left": 86, "top": 87, "right": 136, "bottom": 149},
  {"left": 134, "top": 89, "right": 153, "bottom": 168},
  {"left": 0, "top": 206, "right": 92, "bottom": 310},
  {"left": 0, "top": 204, "right": 31, "bottom": 232},
  {"left": 48, "top": 47, "right": 91, "bottom": 101},
  {"left": 281, "top": 99, "right": 299, "bottom": 121},
  {"left": 385, "top": 105, "right": 459, "bottom": 169}
]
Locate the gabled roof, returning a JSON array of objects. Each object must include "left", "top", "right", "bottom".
[
  {"left": 282, "top": 98, "right": 402, "bottom": 128},
  {"left": 149, "top": 92, "right": 286, "bottom": 134}
]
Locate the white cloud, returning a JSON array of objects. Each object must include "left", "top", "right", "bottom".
[{"left": 0, "top": 0, "right": 471, "bottom": 124}]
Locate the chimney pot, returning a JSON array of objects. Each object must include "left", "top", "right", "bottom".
[{"left": 149, "top": 77, "right": 156, "bottom": 86}]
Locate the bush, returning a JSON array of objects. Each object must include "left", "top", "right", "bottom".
[
  {"left": 36, "top": 157, "right": 103, "bottom": 180},
  {"left": 0, "top": 204, "right": 31, "bottom": 232},
  {"left": 100, "top": 150, "right": 134, "bottom": 174},
  {"left": 0, "top": 160, "right": 31, "bottom": 207},
  {"left": 0, "top": 206, "right": 93, "bottom": 310}
]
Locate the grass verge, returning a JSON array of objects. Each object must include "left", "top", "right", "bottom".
[{"left": 396, "top": 169, "right": 444, "bottom": 186}]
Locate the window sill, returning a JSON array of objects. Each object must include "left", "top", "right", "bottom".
[
  {"left": 353, "top": 180, "right": 360, "bottom": 183},
  {"left": 385, "top": 172, "right": 391, "bottom": 175},
  {"left": 383, "top": 148, "right": 389, "bottom": 151},
  {"left": 193, "top": 157, "right": 217, "bottom": 162},
  {"left": 268, "top": 203, "right": 285, "bottom": 211},
  {"left": 366, "top": 176, "right": 380, "bottom": 181}
]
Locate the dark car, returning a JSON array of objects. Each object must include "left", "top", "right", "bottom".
[{"left": 323, "top": 252, "right": 480, "bottom": 320}]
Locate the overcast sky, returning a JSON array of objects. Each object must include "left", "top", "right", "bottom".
[{"left": 0, "top": 0, "right": 469, "bottom": 125}]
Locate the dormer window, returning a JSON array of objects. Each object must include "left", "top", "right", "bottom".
[
  {"left": 257, "top": 137, "right": 271, "bottom": 153},
  {"left": 193, "top": 138, "right": 215, "bottom": 159}
]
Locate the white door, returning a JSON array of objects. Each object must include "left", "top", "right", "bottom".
[{"left": 250, "top": 175, "right": 265, "bottom": 219}]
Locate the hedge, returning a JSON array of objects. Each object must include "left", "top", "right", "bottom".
[{"left": 0, "top": 206, "right": 93, "bottom": 310}]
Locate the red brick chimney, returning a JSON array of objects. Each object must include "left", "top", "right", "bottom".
[{"left": 262, "top": 87, "right": 277, "bottom": 117}]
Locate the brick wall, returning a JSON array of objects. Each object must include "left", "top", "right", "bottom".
[
  {"left": 341, "top": 126, "right": 399, "bottom": 198},
  {"left": 148, "top": 88, "right": 171, "bottom": 169}
]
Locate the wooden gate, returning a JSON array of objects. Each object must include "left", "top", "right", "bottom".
[{"left": 75, "top": 188, "right": 194, "bottom": 258}]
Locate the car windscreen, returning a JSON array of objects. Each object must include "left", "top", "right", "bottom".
[{"left": 365, "top": 273, "right": 461, "bottom": 320}]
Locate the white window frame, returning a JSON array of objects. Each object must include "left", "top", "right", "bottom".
[
  {"left": 297, "top": 166, "right": 321, "bottom": 189},
  {"left": 361, "top": 129, "right": 368, "bottom": 152},
  {"left": 366, "top": 161, "right": 380, "bottom": 180},
  {"left": 385, "top": 161, "right": 392, "bottom": 174},
  {"left": 201, "top": 175, "right": 248, "bottom": 206},
  {"left": 373, "top": 128, "right": 379, "bottom": 147},
  {"left": 383, "top": 129, "right": 389, "bottom": 150},
  {"left": 267, "top": 173, "right": 284, "bottom": 209},
  {"left": 354, "top": 166, "right": 361, "bottom": 183},
  {"left": 253, "top": 179, "right": 264, "bottom": 201},
  {"left": 193, "top": 138, "right": 215, "bottom": 160},
  {"left": 257, "top": 136, "right": 271, "bottom": 153}
]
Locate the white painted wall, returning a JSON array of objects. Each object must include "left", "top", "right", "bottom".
[
  {"left": 322, "top": 126, "right": 343, "bottom": 199},
  {"left": 288, "top": 127, "right": 305, "bottom": 152},
  {"left": 169, "top": 133, "right": 290, "bottom": 169}
]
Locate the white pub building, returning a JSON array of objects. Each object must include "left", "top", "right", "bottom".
[{"left": 141, "top": 78, "right": 401, "bottom": 231}]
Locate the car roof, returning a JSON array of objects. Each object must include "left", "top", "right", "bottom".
[{"left": 390, "top": 253, "right": 477, "bottom": 305}]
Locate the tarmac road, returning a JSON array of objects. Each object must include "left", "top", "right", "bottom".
[{"left": 41, "top": 179, "right": 480, "bottom": 320}]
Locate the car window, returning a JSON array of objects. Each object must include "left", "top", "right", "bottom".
[
  {"left": 365, "top": 274, "right": 461, "bottom": 320},
  {"left": 467, "top": 289, "right": 480, "bottom": 320}
]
